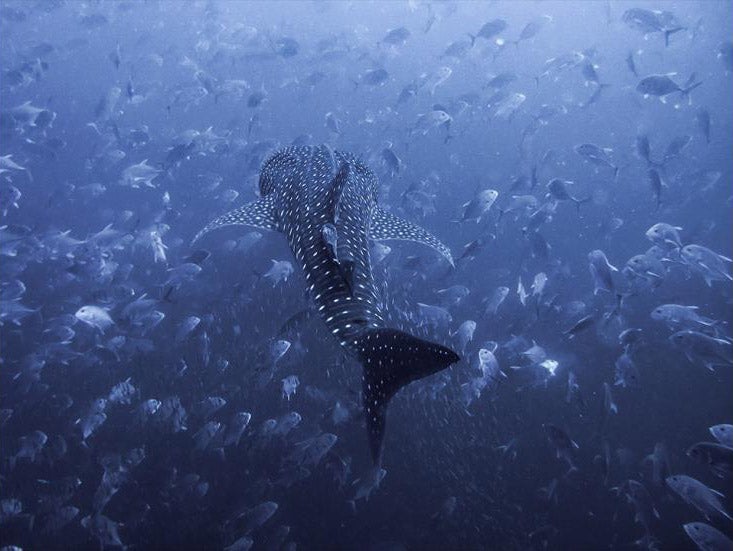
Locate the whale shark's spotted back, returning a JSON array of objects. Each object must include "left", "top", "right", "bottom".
[{"left": 194, "top": 145, "right": 459, "bottom": 464}]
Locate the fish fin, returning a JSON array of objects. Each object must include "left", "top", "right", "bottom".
[
  {"left": 664, "top": 27, "right": 685, "bottom": 47},
  {"left": 681, "top": 80, "right": 703, "bottom": 101},
  {"left": 192, "top": 195, "right": 278, "bottom": 243},
  {"left": 369, "top": 207, "right": 454, "bottom": 266},
  {"left": 325, "top": 158, "right": 350, "bottom": 223},
  {"left": 572, "top": 196, "right": 592, "bottom": 213},
  {"left": 356, "top": 328, "right": 459, "bottom": 464}
]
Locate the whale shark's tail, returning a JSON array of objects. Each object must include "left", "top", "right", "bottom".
[{"left": 355, "top": 328, "right": 460, "bottom": 465}]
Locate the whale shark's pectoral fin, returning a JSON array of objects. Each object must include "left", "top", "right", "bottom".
[
  {"left": 192, "top": 195, "right": 278, "bottom": 244},
  {"left": 368, "top": 207, "right": 454, "bottom": 266}
]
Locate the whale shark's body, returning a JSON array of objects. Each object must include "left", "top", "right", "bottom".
[{"left": 195, "top": 145, "right": 459, "bottom": 464}]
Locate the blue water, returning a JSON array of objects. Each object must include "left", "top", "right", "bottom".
[{"left": 1, "top": 1, "right": 732, "bottom": 549}]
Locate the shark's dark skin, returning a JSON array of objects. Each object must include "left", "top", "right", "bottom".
[{"left": 195, "top": 145, "right": 459, "bottom": 465}]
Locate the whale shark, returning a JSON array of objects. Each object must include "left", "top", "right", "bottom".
[{"left": 194, "top": 145, "right": 460, "bottom": 464}]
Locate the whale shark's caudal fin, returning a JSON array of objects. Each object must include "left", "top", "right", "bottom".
[{"left": 355, "top": 328, "right": 460, "bottom": 464}]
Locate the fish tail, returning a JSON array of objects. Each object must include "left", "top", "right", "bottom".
[
  {"left": 355, "top": 328, "right": 459, "bottom": 464},
  {"left": 680, "top": 80, "right": 703, "bottom": 103},
  {"left": 573, "top": 196, "right": 592, "bottom": 213},
  {"left": 161, "top": 286, "right": 175, "bottom": 303}
]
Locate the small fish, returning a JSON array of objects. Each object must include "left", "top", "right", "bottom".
[
  {"left": 588, "top": 249, "right": 618, "bottom": 295},
  {"left": 625, "top": 51, "right": 638, "bottom": 77},
  {"left": 321, "top": 224, "right": 338, "bottom": 260},
  {"left": 636, "top": 134, "right": 653, "bottom": 164},
  {"left": 108, "top": 378, "right": 136, "bottom": 405},
  {"left": 637, "top": 74, "right": 702, "bottom": 103},
  {"left": 574, "top": 143, "right": 618, "bottom": 178},
  {"left": 381, "top": 27, "right": 410, "bottom": 46},
  {"left": 477, "top": 19, "right": 508, "bottom": 41},
  {"left": 686, "top": 442, "right": 733, "bottom": 478},
  {"left": 663, "top": 135, "right": 692, "bottom": 163},
  {"left": 647, "top": 168, "right": 666, "bottom": 210},
  {"left": 423, "top": 66, "right": 452, "bottom": 96},
  {"left": 120, "top": 159, "right": 161, "bottom": 188},
  {"left": 622, "top": 8, "right": 685, "bottom": 46},
  {"left": 651, "top": 304, "right": 716, "bottom": 330},
  {"left": 270, "top": 339, "right": 291, "bottom": 364},
  {"left": 263, "top": 260, "right": 294, "bottom": 286},
  {"left": 645, "top": 223, "right": 683, "bottom": 248},
  {"left": 281, "top": 375, "right": 300, "bottom": 400},
  {"left": 223, "top": 412, "right": 252, "bottom": 447},
  {"left": 459, "top": 189, "right": 499, "bottom": 223},
  {"left": 563, "top": 315, "right": 595, "bottom": 339},
  {"left": 359, "top": 68, "right": 389, "bottom": 87},
  {"left": 351, "top": 466, "right": 387, "bottom": 503},
  {"left": 175, "top": 316, "right": 201, "bottom": 342},
  {"left": 614, "top": 352, "right": 640, "bottom": 387},
  {"left": 695, "top": 108, "right": 711, "bottom": 144},
  {"left": 484, "top": 286, "right": 509, "bottom": 316},
  {"left": 75, "top": 306, "right": 114, "bottom": 333},
  {"left": 669, "top": 330, "right": 733, "bottom": 370},
  {"left": 513, "top": 15, "right": 552, "bottom": 46},
  {"left": 546, "top": 179, "right": 589, "bottom": 211},
  {"left": 666, "top": 475, "right": 732, "bottom": 521},
  {"left": 709, "top": 424, "right": 733, "bottom": 447},
  {"left": 603, "top": 382, "right": 618, "bottom": 415},
  {"left": 684, "top": 522, "right": 733, "bottom": 551},
  {"left": 681, "top": 244, "right": 733, "bottom": 286},
  {"left": 544, "top": 424, "right": 578, "bottom": 471}
]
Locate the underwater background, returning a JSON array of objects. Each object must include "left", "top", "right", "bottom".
[{"left": 1, "top": 1, "right": 732, "bottom": 549}]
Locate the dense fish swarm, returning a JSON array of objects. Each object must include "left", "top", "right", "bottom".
[{"left": 0, "top": 1, "right": 731, "bottom": 550}]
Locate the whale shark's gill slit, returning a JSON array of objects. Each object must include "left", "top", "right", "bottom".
[{"left": 356, "top": 328, "right": 460, "bottom": 464}]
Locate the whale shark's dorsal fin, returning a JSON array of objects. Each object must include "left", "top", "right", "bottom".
[
  {"left": 325, "top": 161, "right": 350, "bottom": 224},
  {"left": 323, "top": 162, "right": 356, "bottom": 291},
  {"left": 368, "top": 207, "right": 454, "bottom": 266},
  {"left": 192, "top": 195, "right": 278, "bottom": 244}
]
